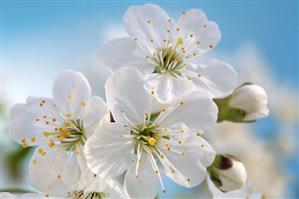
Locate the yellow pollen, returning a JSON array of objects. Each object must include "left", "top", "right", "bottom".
[
  {"left": 48, "top": 140, "right": 55, "bottom": 147},
  {"left": 80, "top": 101, "right": 86, "bottom": 107},
  {"left": 31, "top": 136, "right": 36, "bottom": 142},
  {"left": 148, "top": 137, "right": 157, "bottom": 146}
]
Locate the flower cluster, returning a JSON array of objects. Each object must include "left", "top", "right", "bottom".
[{"left": 8, "top": 4, "right": 269, "bottom": 199}]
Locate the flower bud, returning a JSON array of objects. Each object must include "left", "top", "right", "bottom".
[
  {"left": 215, "top": 83, "right": 269, "bottom": 122},
  {"left": 208, "top": 154, "right": 247, "bottom": 192},
  {"left": 229, "top": 84, "right": 269, "bottom": 121}
]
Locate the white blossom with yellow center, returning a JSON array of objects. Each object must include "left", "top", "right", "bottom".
[
  {"left": 84, "top": 67, "right": 218, "bottom": 199},
  {"left": 99, "top": 3, "right": 238, "bottom": 103},
  {"left": 10, "top": 70, "right": 109, "bottom": 195}
]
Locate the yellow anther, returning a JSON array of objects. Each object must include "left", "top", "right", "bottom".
[
  {"left": 56, "top": 174, "right": 61, "bottom": 180},
  {"left": 48, "top": 140, "right": 55, "bottom": 147},
  {"left": 80, "top": 101, "right": 86, "bottom": 107},
  {"left": 31, "top": 136, "right": 36, "bottom": 143},
  {"left": 148, "top": 137, "right": 157, "bottom": 146},
  {"left": 58, "top": 135, "right": 65, "bottom": 141},
  {"left": 32, "top": 159, "right": 37, "bottom": 165},
  {"left": 21, "top": 138, "right": 26, "bottom": 143},
  {"left": 178, "top": 140, "right": 182, "bottom": 144},
  {"left": 66, "top": 113, "right": 72, "bottom": 118},
  {"left": 187, "top": 76, "right": 192, "bottom": 80},
  {"left": 52, "top": 118, "right": 56, "bottom": 122},
  {"left": 22, "top": 143, "right": 28, "bottom": 148},
  {"left": 179, "top": 101, "right": 184, "bottom": 106},
  {"left": 67, "top": 92, "right": 72, "bottom": 99},
  {"left": 174, "top": 38, "right": 183, "bottom": 49},
  {"left": 60, "top": 127, "right": 68, "bottom": 132},
  {"left": 201, "top": 144, "right": 205, "bottom": 148}
]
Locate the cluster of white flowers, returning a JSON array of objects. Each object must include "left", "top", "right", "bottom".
[{"left": 6, "top": 4, "right": 269, "bottom": 199}]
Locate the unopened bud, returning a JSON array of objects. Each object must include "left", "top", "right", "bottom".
[
  {"left": 208, "top": 154, "right": 247, "bottom": 192},
  {"left": 215, "top": 83, "right": 269, "bottom": 122}
]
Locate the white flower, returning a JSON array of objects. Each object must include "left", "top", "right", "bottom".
[
  {"left": 84, "top": 67, "right": 218, "bottom": 198},
  {"left": 208, "top": 154, "right": 247, "bottom": 192},
  {"left": 99, "top": 3, "right": 238, "bottom": 103},
  {"left": 9, "top": 70, "right": 108, "bottom": 195},
  {"left": 27, "top": 147, "right": 127, "bottom": 199},
  {"left": 229, "top": 84, "right": 269, "bottom": 121}
]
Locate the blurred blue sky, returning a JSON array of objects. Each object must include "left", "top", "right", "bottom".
[{"left": 1, "top": 1, "right": 298, "bottom": 198}]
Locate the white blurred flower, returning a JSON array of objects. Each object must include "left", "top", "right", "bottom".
[
  {"left": 9, "top": 70, "right": 108, "bottom": 194},
  {"left": 208, "top": 154, "right": 247, "bottom": 192},
  {"left": 229, "top": 84, "right": 269, "bottom": 121},
  {"left": 84, "top": 67, "right": 218, "bottom": 198},
  {"left": 208, "top": 180, "right": 266, "bottom": 199},
  {"left": 99, "top": 3, "right": 237, "bottom": 103}
]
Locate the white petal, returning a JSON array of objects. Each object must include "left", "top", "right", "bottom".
[
  {"left": 99, "top": 38, "right": 153, "bottom": 74},
  {"left": 0, "top": 192, "right": 18, "bottom": 199},
  {"left": 9, "top": 97, "right": 61, "bottom": 147},
  {"left": 144, "top": 73, "right": 194, "bottom": 103},
  {"left": 158, "top": 139, "right": 207, "bottom": 188},
  {"left": 20, "top": 193, "right": 63, "bottom": 199},
  {"left": 159, "top": 91, "right": 218, "bottom": 132},
  {"left": 176, "top": 9, "right": 221, "bottom": 55},
  {"left": 124, "top": 153, "right": 159, "bottom": 199},
  {"left": 191, "top": 58, "right": 238, "bottom": 98},
  {"left": 84, "top": 122, "right": 134, "bottom": 178},
  {"left": 105, "top": 67, "right": 152, "bottom": 125},
  {"left": 52, "top": 70, "right": 91, "bottom": 118},
  {"left": 81, "top": 96, "right": 108, "bottom": 137},
  {"left": 84, "top": 176, "right": 128, "bottom": 199},
  {"left": 168, "top": 123, "right": 216, "bottom": 167},
  {"left": 28, "top": 147, "right": 80, "bottom": 196},
  {"left": 124, "top": 4, "right": 173, "bottom": 50}
]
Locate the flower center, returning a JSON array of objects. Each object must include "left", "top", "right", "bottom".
[
  {"left": 132, "top": 125, "right": 160, "bottom": 150},
  {"left": 44, "top": 119, "right": 86, "bottom": 151},
  {"left": 152, "top": 38, "right": 185, "bottom": 77}
]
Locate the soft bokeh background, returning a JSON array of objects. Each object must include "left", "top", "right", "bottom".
[{"left": 1, "top": 1, "right": 298, "bottom": 198}]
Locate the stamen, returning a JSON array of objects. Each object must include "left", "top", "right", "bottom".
[{"left": 149, "top": 153, "right": 166, "bottom": 193}]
